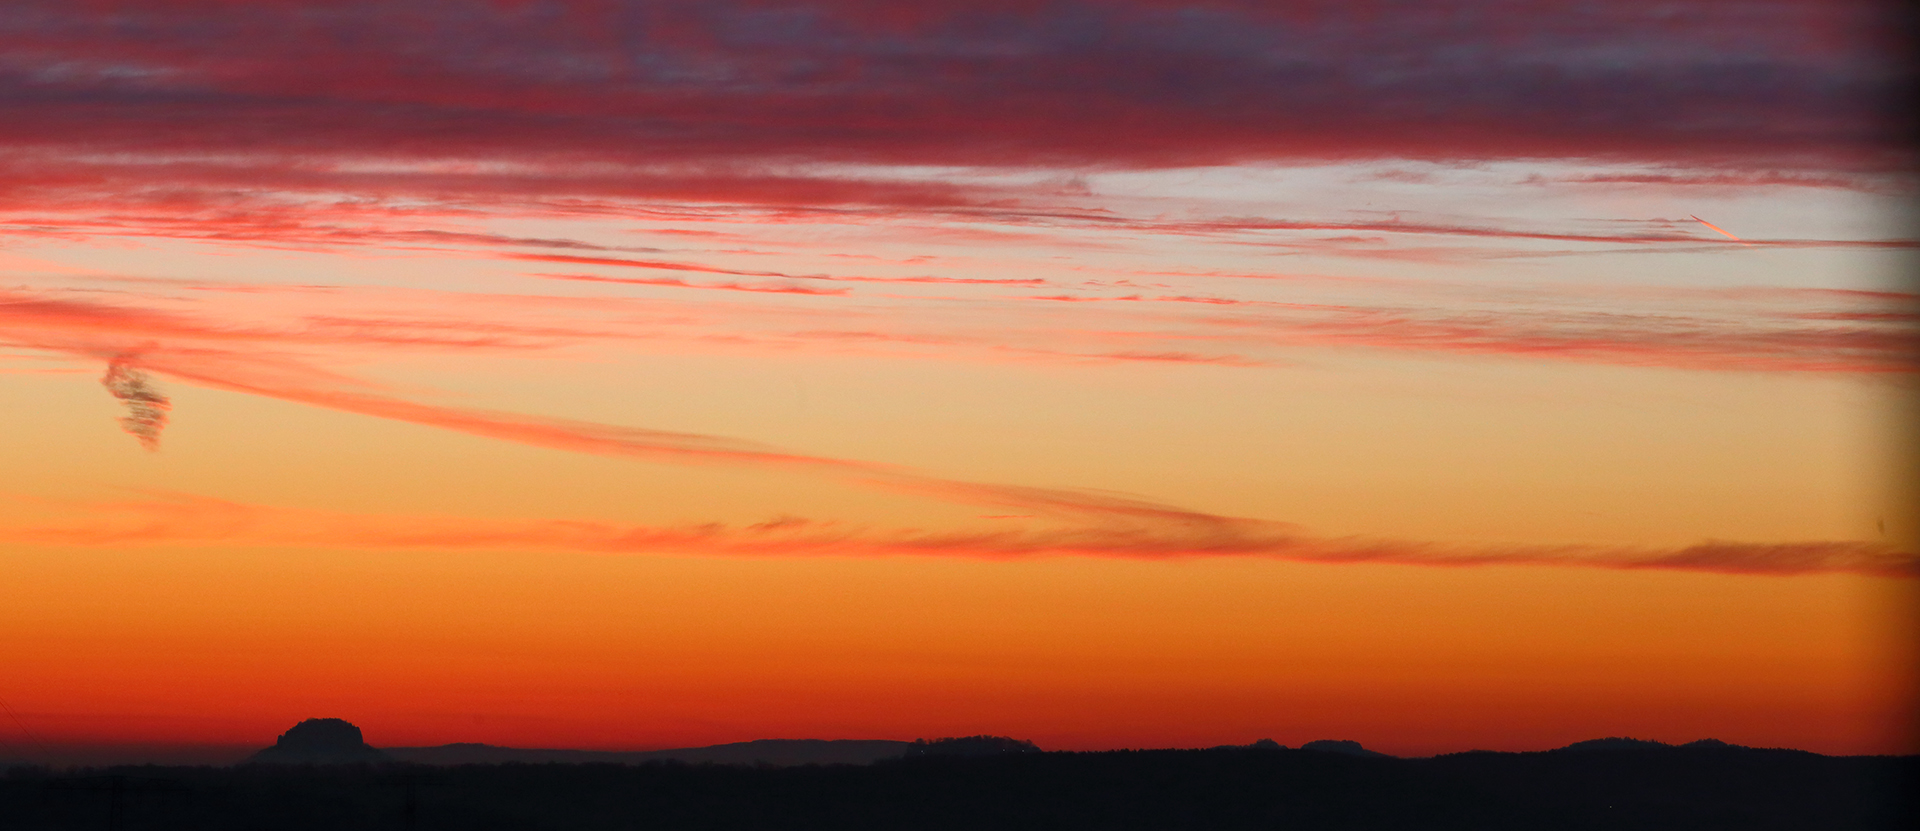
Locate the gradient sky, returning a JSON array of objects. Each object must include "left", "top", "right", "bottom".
[{"left": 1, "top": 0, "right": 1916, "bottom": 763}]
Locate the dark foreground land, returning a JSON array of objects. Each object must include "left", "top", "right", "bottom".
[{"left": 3, "top": 745, "right": 1911, "bottom": 831}]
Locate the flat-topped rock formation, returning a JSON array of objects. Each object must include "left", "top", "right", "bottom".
[{"left": 247, "top": 718, "right": 391, "bottom": 765}]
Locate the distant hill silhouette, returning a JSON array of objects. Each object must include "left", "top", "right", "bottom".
[
  {"left": 1210, "top": 739, "right": 1286, "bottom": 751},
  {"left": 177, "top": 719, "right": 1827, "bottom": 774},
  {"left": 387, "top": 735, "right": 1043, "bottom": 767},
  {"left": 248, "top": 723, "right": 1780, "bottom": 770},
  {"left": 902, "top": 736, "right": 1041, "bottom": 757},
  {"left": 1555, "top": 737, "right": 1750, "bottom": 753},
  {"left": 386, "top": 739, "right": 914, "bottom": 767},
  {"left": 247, "top": 719, "right": 390, "bottom": 765},
  {"left": 1300, "top": 739, "right": 1392, "bottom": 758}
]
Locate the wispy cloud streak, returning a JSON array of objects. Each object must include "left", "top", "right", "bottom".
[
  {"left": 2, "top": 287, "right": 1280, "bottom": 525},
  {"left": 538, "top": 273, "right": 850, "bottom": 296},
  {"left": 6, "top": 491, "right": 1910, "bottom": 579}
]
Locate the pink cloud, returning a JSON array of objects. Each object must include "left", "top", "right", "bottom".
[{"left": 536, "top": 273, "right": 851, "bottom": 296}]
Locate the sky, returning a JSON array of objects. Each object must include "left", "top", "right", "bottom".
[{"left": 1, "top": 0, "right": 1916, "bottom": 763}]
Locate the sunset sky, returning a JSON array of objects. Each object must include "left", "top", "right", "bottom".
[{"left": 1, "top": 0, "right": 1916, "bottom": 763}]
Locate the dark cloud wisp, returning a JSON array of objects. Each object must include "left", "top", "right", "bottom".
[{"left": 100, "top": 357, "right": 170, "bottom": 450}]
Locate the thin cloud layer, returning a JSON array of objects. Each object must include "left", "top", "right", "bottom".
[
  {"left": 6, "top": 285, "right": 1910, "bottom": 579},
  {"left": 5, "top": 266, "right": 1916, "bottom": 437},
  {"left": 6, "top": 491, "right": 1911, "bottom": 579}
]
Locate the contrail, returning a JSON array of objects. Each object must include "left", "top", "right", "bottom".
[
  {"left": 101, "top": 356, "right": 171, "bottom": 450},
  {"left": 1690, "top": 215, "right": 1745, "bottom": 243}
]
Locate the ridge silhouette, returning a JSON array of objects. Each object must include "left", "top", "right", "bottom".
[
  {"left": 386, "top": 738, "right": 917, "bottom": 767},
  {"left": 7, "top": 734, "right": 1909, "bottom": 830},
  {"left": 22, "top": 718, "right": 1852, "bottom": 771},
  {"left": 241, "top": 721, "right": 1048, "bottom": 768}
]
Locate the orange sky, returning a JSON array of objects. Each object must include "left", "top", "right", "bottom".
[
  {"left": 1, "top": 0, "right": 1916, "bottom": 764},
  {"left": 3, "top": 544, "right": 1912, "bottom": 757}
]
